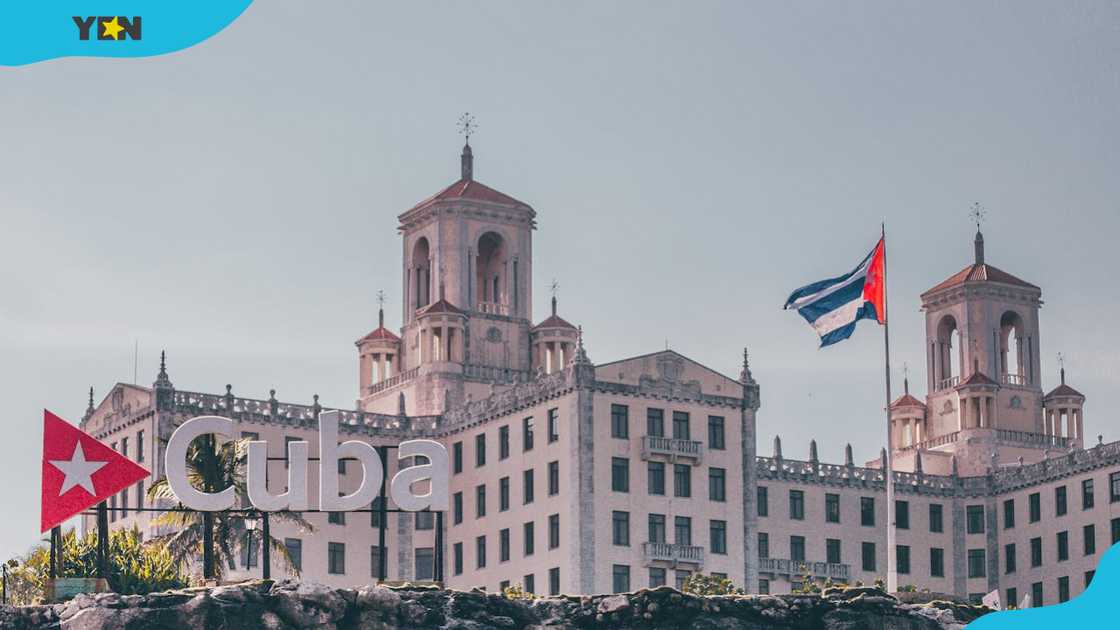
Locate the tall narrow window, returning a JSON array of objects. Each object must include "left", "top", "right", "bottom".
[
  {"left": 710, "top": 520, "right": 727, "bottom": 555},
  {"left": 612, "top": 511, "right": 630, "bottom": 546},
  {"left": 524, "top": 521, "right": 535, "bottom": 556},
  {"left": 475, "top": 434, "right": 486, "bottom": 467},
  {"left": 708, "top": 467, "right": 726, "bottom": 502},
  {"left": 861, "top": 497, "right": 875, "bottom": 527},
  {"left": 674, "top": 464, "right": 691, "bottom": 498},
  {"left": 1082, "top": 478, "right": 1095, "bottom": 510},
  {"left": 612, "top": 458, "right": 630, "bottom": 493},
  {"left": 647, "top": 408, "right": 664, "bottom": 437},
  {"left": 453, "top": 442, "right": 463, "bottom": 474},
  {"left": 523, "top": 417, "right": 535, "bottom": 452},
  {"left": 648, "top": 461, "right": 665, "bottom": 495},
  {"left": 757, "top": 486, "right": 769, "bottom": 517},
  {"left": 826, "top": 539, "right": 841, "bottom": 564},
  {"left": 896, "top": 500, "right": 910, "bottom": 530},
  {"left": 789, "top": 490, "right": 805, "bottom": 520},
  {"left": 611, "top": 404, "right": 629, "bottom": 439},
  {"left": 547, "top": 408, "right": 559, "bottom": 443},
  {"left": 1055, "top": 486, "right": 1068, "bottom": 517},
  {"left": 549, "top": 514, "right": 560, "bottom": 549},
  {"left": 929, "top": 503, "right": 943, "bottom": 533},
  {"left": 524, "top": 469, "right": 535, "bottom": 504},
  {"left": 790, "top": 535, "right": 805, "bottom": 562},
  {"left": 476, "top": 535, "right": 487, "bottom": 568},
  {"left": 672, "top": 411, "right": 690, "bottom": 440},
  {"left": 707, "top": 416, "right": 725, "bottom": 449},
  {"left": 548, "top": 460, "right": 560, "bottom": 495},
  {"left": 499, "top": 425, "right": 510, "bottom": 459},
  {"left": 674, "top": 516, "right": 692, "bottom": 546},
  {"left": 328, "top": 542, "right": 346, "bottom": 575},
  {"left": 966, "top": 505, "right": 985, "bottom": 534},
  {"left": 825, "top": 493, "right": 840, "bottom": 523},
  {"left": 500, "top": 476, "right": 510, "bottom": 511},
  {"left": 648, "top": 514, "right": 666, "bottom": 543}
]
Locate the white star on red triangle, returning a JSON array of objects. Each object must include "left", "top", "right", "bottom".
[{"left": 49, "top": 442, "right": 107, "bottom": 496}]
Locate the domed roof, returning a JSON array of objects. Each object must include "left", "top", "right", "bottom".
[
  {"left": 533, "top": 297, "right": 577, "bottom": 331},
  {"left": 890, "top": 393, "right": 926, "bottom": 409},
  {"left": 1045, "top": 369, "right": 1084, "bottom": 399},
  {"left": 355, "top": 308, "right": 400, "bottom": 345},
  {"left": 418, "top": 298, "right": 465, "bottom": 317},
  {"left": 922, "top": 230, "right": 1038, "bottom": 297}
]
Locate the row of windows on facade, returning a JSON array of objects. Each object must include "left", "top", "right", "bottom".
[
  {"left": 758, "top": 518, "right": 1120, "bottom": 580},
  {"left": 757, "top": 472, "right": 1120, "bottom": 530},
  {"left": 1005, "top": 573, "right": 1094, "bottom": 609},
  {"left": 107, "top": 431, "right": 146, "bottom": 523},
  {"left": 450, "top": 514, "right": 562, "bottom": 573},
  {"left": 611, "top": 566, "right": 718, "bottom": 593},
  {"left": 611, "top": 512, "right": 729, "bottom": 553},
  {"left": 449, "top": 406, "right": 729, "bottom": 475}
]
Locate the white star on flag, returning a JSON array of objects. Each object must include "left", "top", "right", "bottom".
[{"left": 49, "top": 441, "right": 107, "bottom": 496}]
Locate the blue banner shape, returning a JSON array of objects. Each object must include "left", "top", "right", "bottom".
[
  {"left": 0, "top": 2, "right": 253, "bottom": 66},
  {"left": 968, "top": 542, "right": 1120, "bottom": 627}
]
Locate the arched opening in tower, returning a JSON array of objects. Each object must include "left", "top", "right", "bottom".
[
  {"left": 412, "top": 237, "right": 431, "bottom": 309},
  {"left": 476, "top": 231, "right": 507, "bottom": 312},
  {"left": 1000, "top": 310, "right": 1026, "bottom": 385}
]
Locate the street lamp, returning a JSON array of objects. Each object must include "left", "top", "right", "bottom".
[
  {"left": 244, "top": 514, "right": 258, "bottom": 576},
  {"left": 242, "top": 513, "right": 270, "bottom": 580}
]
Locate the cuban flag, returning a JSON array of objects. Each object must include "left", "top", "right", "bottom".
[{"left": 783, "top": 237, "right": 886, "bottom": 347}]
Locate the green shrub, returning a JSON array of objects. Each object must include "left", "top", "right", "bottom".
[{"left": 681, "top": 573, "right": 742, "bottom": 596}]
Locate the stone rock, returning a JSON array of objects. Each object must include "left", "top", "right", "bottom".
[{"left": 597, "top": 594, "right": 629, "bottom": 614}]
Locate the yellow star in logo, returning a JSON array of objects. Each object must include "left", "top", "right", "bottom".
[{"left": 101, "top": 16, "right": 124, "bottom": 40}]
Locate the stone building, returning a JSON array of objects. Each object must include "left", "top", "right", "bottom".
[{"left": 81, "top": 142, "right": 1118, "bottom": 607}]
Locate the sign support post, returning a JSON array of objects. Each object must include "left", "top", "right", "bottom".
[
  {"left": 261, "top": 512, "right": 271, "bottom": 580},
  {"left": 96, "top": 501, "right": 108, "bottom": 578}
]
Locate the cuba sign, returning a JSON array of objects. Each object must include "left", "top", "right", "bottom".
[{"left": 165, "top": 410, "right": 448, "bottom": 513}]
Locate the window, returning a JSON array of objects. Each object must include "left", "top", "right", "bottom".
[
  {"left": 929, "top": 504, "right": 943, "bottom": 533},
  {"left": 1031, "top": 582, "right": 1043, "bottom": 608},
  {"left": 674, "top": 570, "right": 691, "bottom": 591},
  {"left": 110, "top": 494, "right": 116, "bottom": 523},
  {"left": 499, "top": 425, "right": 510, "bottom": 460},
  {"left": 789, "top": 490, "right": 805, "bottom": 520},
  {"left": 453, "top": 441, "right": 463, "bottom": 474},
  {"left": 1082, "top": 478, "right": 1094, "bottom": 510},
  {"left": 1085, "top": 571, "right": 1095, "bottom": 587},
  {"left": 500, "top": 528, "right": 511, "bottom": 562},
  {"left": 1006, "top": 588, "right": 1018, "bottom": 608},
  {"left": 285, "top": 538, "right": 302, "bottom": 572},
  {"left": 548, "top": 461, "right": 560, "bottom": 495},
  {"left": 370, "top": 497, "right": 385, "bottom": 528},
  {"left": 675, "top": 516, "right": 692, "bottom": 546},
  {"left": 896, "top": 500, "right": 910, "bottom": 530},
  {"left": 524, "top": 522, "right": 535, "bottom": 556},
  {"left": 826, "top": 539, "right": 841, "bottom": 564},
  {"left": 476, "top": 535, "right": 487, "bottom": 568},
  {"left": 861, "top": 497, "right": 875, "bottom": 527},
  {"left": 708, "top": 416, "right": 725, "bottom": 450},
  {"left": 968, "top": 549, "right": 986, "bottom": 578},
  {"left": 790, "top": 535, "right": 805, "bottom": 562},
  {"left": 674, "top": 464, "right": 691, "bottom": 497},
  {"left": 1003, "top": 499, "right": 1015, "bottom": 529},
  {"left": 1113, "top": 517, "right": 1120, "bottom": 544},
  {"left": 549, "top": 513, "right": 560, "bottom": 549},
  {"left": 1055, "top": 486, "right": 1067, "bottom": 517},
  {"left": 476, "top": 484, "right": 487, "bottom": 518},
  {"left": 1029, "top": 492, "right": 1041, "bottom": 522},
  {"left": 930, "top": 548, "right": 945, "bottom": 577},
  {"left": 612, "top": 565, "right": 630, "bottom": 593},
  {"left": 1031, "top": 537, "right": 1043, "bottom": 567},
  {"left": 453, "top": 542, "right": 463, "bottom": 575},
  {"left": 547, "top": 408, "right": 559, "bottom": 443},
  {"left": 284, "top": 436, "right": 299, "bottom": 467},
  {"left": 242, "top": 531, "right": 258, "bottom": 568},
  {"left": 500, "top": 580, "right": 510, "bottom": 592},
  {"left": 137, "top": 430, "right": 145, "bottom": 462},
  {"left": 549, "top": 568, "right": 560, "bottom": 595},
  {"left": 328, "top": 511, "right": 346, "bottom": 525},
  {"left": 647, "top": 408, "right": 664, "bottom": 437},
  {"left": 649, "top": 567, "right": 667, "bottom": 588},
  {"left": 862, "top": 542, "right": 876, "bottom": 571},
  {"left": 1005, "top": 543, "right": 1017, "bottom": 574},
  {"left": 475, "top": 434, "right": 486, "bottom": 467},
  {"left": 121, "top": 488, "right": 129, "bottom": 516},
  {"left": 523, "top": 417, "right": 534, "bottom": 452},
  {"left": 759, "top": 579, "right": 770, "bottom": 595},
  {"left": 524, "top": 574, "right": 535, "bottom": 594},
  {"left": 710, "top": 520, "right": 727, "bottom": 555},
  {"left": 612, "top": 458, "right": 630, "bottom": 492},
  {"left": 415, "top": 548, "right": 435, "bottom": 581},
  {"left": 610, "top": 404, "right": 629, "bottom": 439},
  {"left": 1057, "top": 531, "right": 1069, "bottom": 562},
  {"left": 136, "top": 481, "right": 144, "bottom": 510},
  {"left": 1084, "top": 524, "right": 1096, "bottom": 556},
  {"left": 758, "top": 532, "right": 769, "bottom": 558},
  {"left": 613, "top": 511, "right": 630, "bottom": 546},
  {"left": 499, "top": 476, "right": 510, "bottom": 511},
  {"left": 415, "top": 512, "right": 434, "bottom": 530},
  {"left": 524, "top": 469, "right": 535, "bottom": 504},
  {"left": 825, "top": 493, "right": 840, "bottom": 523},
  {"left": 649, "top": 514, "right": 666, "bottom": 543},
  {"left": 648, "top": 462, "right": 666, "bottom": 495},
  {"left": 1058, "top": 576, "right": 1070, "bottom": 603},
  {"left": 453, "top": 492, "right": 463, "bottom": 525},
  {"left": 966, "top": 505, "right": 985, "bottom": 534},
  {"left": 1111, "top": 472, "right": 1120, "bottom": 502},
  {"left": 897, "top": 545, "right": 911, "bottom": 575},
  {"left": 672, "top": 411, "right": 690, "bottom": 440},
  {"left": 121, "top": 437, "right": 128, "bottom": 459},
  {"left": 709, "top": 468, "right": 726, "bottom": 502},
  {"left": 328, "top": 542, "right": 345, "bottom": 575},
  {"left": 757, "top": 486, "right": 769, "bottom": 517}
]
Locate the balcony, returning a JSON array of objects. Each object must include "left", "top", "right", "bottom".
[
  {"left": 935, "top": 375, "right": 960, "bottom": 391},
  {"left": 642, "top": 542, "right": 704, "bottom": 568},
  {"left": 1001, "top": 373, "right": 1029, "bottom": 387},
  {"left": 476, "top": 301, "right": 510, "bottom": 316},
  {"left": 758, "top": 558, "right": 850, "bottom": 582},
  {"left": 641, "top": 435, "right": 704, "bottom": 464}
]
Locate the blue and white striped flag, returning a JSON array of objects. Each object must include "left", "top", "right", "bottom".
[{"left": 783, "top": 237, "right": 886, "bottom": 347}]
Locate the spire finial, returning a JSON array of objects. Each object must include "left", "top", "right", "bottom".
[
  {"left": 377, "top": 290, "right": 386, "bottom": 328},
  {"left": 458, "top": 112, "right": 476, "bottom": 180},
  {"left": 903, "top": 362, "right": 909, "bottom": 395},
  {"left": 740, "top": 347, "right": 755, "bottom": 384},
  {"left": 844, "top": 443, "right": 854, "bottom": 467},
  {"left": 550, "top": 279, "right": 559, "bottom": 317},
  {"left": 87, "top": 386, "right": 94, "bottom": 412},
  {"left": 158, "top": 350, "right": 167, "bottom": 378},
  {"left": 1058, "top": 352, "right": 1065, "bottom": 384},
  {"left": 970, "top": 202, "right": 986, "bottom": 265}
]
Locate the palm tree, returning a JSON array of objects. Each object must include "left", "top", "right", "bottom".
[{"left": 147, "top": 435, "right": 313, "bottom": 580}]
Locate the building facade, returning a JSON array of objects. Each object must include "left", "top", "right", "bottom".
[{"left": 81, "top": 143, "right": 1119, "bottom": 607}]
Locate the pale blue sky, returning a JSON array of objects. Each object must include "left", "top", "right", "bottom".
[{"left": 1, "top": 1, "right": 1118, "bottom": 559}]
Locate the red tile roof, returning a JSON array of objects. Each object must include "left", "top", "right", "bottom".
[
  {"left": 356, "top": 326, "right": 400, "bottom": 345},
  {"left": 958, "top": 371, "right": 998, "bottom": 388},
  {"left": 890, "top": 393, "right": 926, "bottom": 409},
  {"left": 407, "top": 178, "right": 529, "bottom": 213},
  {"left": 418, "top": 299, "right": 465, "bottom": 316},
  {"left": 1045, "top": 383, "right": 1084, "bottom": 399},
  {"left": 533, "top": 314, "right": 577, "bottom": 330},
  {"left": 923, "top": 263, "right": 1038, "bottom": 296}
]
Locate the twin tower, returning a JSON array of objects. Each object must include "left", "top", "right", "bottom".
[{"left": 354, "top": 142, "right": 580, "bottom": 417}]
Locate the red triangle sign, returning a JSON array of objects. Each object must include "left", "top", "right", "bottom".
[{"left": 41, "top": 409, "right": 150, "bottom": 532}]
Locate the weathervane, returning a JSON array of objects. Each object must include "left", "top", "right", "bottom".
[
  {"left": 458, "top": 112, "right": 477, "bottom": 144},
  {"left": 970, "top": 202, "right": 986, "bottom": 230},
  {"left": 550, "top": 279, "right": 559, "bottom": 298}
]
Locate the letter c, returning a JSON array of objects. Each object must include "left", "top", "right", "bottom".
[{"left": 165, "top": 415, "right": 236, "bottom": 511}]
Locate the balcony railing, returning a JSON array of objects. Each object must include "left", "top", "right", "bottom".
[
  {"left": 367, "top": 367, "right": 419, "bottom": 396},
  {"left": 935, "top": 375, "right": 960, "bottom": 391},
  {"left": 642, "top": 542, "right": 704, "bottom": 567},
  {"left": 641, "top": 435, "right": 704, "bottom": 463},
  {"left": 476, "top": 301, "right": 510, "bottom": 316},
  {"left": 758, "top": 558, "right": 850, "bottom": 581},
  {"left": 996, "top": 429, "right": 1071, "bottom": 448},
  {"left": 1001, "top": 373, "right": 1028, "bottom": 387}
]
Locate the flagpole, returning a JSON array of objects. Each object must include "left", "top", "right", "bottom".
[{"left": 881, "top": 222, "right": 897, "bottom": 593}]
